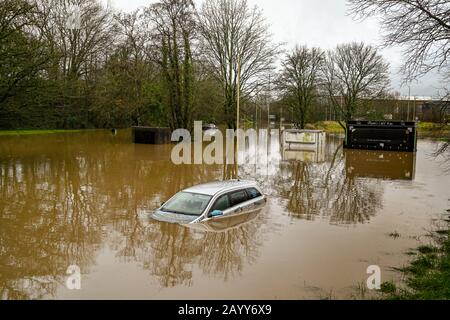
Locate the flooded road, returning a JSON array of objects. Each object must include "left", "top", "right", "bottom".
[{"left": 0, "top": 130, "right": 449, "bottom": 300}]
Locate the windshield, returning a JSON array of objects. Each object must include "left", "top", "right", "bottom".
[{"left": 161, "top": 192, "right": 212, "bottom": 216}]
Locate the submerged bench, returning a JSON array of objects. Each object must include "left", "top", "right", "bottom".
[{"left": 282, "top": 129, "right": 326, "bottom": 151}]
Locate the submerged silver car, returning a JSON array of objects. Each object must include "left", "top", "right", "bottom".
[{"left": 151, "top": 180, "right": 266, "bottom": 225}]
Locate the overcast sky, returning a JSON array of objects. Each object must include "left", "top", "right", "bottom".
[{"left": 106, "top": 0, "right": 441, "bottom": 98}]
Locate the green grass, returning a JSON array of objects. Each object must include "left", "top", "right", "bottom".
[
  {"left": 417, "top": 122, "right": 450, "bottom": 138},
  {"left": 310, "top": 121, "right": 345, "bottom": 133},
  {"left": 0, "top": 129, "right": 95, "bottom": 136},
  {"left": 380, "top": 228, "right": 450, "bottom": 300},
  {"left": 417, "top": 122, "right": 447, "bottom": 131}
]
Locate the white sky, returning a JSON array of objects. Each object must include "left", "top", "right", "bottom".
[{"left": 106, "top": 0, "right": 441, "bottom": 97}]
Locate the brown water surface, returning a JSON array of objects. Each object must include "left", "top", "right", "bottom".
[{"left": 0, "top": 130, "right": 449, "bottom": 299}]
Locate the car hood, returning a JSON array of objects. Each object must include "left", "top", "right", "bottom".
[{"left": 150, "top": 210, "right": 200, "bottom": 224}]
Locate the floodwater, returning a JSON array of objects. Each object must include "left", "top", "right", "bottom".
[{"left": 0, "top": 130, "right": 449, "bottom": 300}]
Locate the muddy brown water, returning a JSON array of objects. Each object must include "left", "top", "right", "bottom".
[{"left": 0, "top": 130, "right": 449, "bottom": 300}]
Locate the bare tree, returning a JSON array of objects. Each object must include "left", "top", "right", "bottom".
[
  {"left": 348, "top": 0, "right": 450, "bottom": 157},
  {"left": 0, "top": 0, "right": 33, "bottom": 42},
  {"left": 433, "top": 87, "right": 450, "bottom": 161},
  {"left": 146, "top": 0, "right": 196, "bottom": 131},
  {"left": 322, "top": 42, "right": 390, "bottom": 129},
  {"left": 198, "top": 0, "right": 279, "bottom": 129},
  {"left": 277, "top": 46, "right": 324, "bottom": 129},
  {"left": 348, "top": 0, "right": 450, "bottom": 81},
  {"left": 0, "top": 0, "right": 50, "bottom": 104},
  {"left": 33, "top": 0, "right": 119, "bottom": 81},
  {"left": 112, "top": 10, "right": 157, "bottom": 125}
]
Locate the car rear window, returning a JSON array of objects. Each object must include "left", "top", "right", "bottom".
[
  {"left": 229, "top": 190, "right": 249, "bottom": 207},
  {"left": 247, "top": 188, "right": 262, "bottom": 199}
]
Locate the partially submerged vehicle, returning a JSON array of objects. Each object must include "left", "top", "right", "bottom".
[{"left": 150, "top": 180, "right": 266, "bottom": 225}]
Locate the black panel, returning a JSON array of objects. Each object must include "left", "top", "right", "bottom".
[
  {"left": 345, "top": 121, "right": 417, "bottom": 152},
  {"left": 132, "top": 127, "right": 172, "bottom": 145}
]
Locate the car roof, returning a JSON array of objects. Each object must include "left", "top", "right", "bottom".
[{"left": 183, "top": 180, "right": 258, "bottom": 196}]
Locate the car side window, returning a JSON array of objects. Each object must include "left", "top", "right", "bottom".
[
  {"left": 247, "top": 188, "right": 262, "bottom": 199},
  {"left": 229, "top": 190, "right": 249, "bottom": 207},
  {"left": 210, "top": 194, "right": 230, "bottom": 212}
]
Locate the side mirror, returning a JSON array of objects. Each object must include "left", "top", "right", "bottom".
[{"left": 210, "top": 210, "right": 223, "bottom": 218}]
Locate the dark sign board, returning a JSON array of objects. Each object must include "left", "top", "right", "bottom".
[{"left": 345, "top": 121, "right": 417, "bottom": 152}]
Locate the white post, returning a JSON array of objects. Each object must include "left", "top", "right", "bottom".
[
  {"left": 236, "top": 57, "right": 241, "bottom": 178},
  {"left": 237, "top": 58, "right": 240, "bottom": 132},
  {"left": 267, "top": 75, "right": 271, "bottom": 129},
  {"left": 407, "top": 86, "right": 411, "bottom": 121}
]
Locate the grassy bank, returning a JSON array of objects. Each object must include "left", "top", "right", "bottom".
[
  {"left": 417, "top": 122, "right": 450, "bottom": 138},
  {"left": 380, "top": 224, "right": 450, "bottom": 300},
  {"left": 310, "top": 121, "right": 345, "bottom": 133},
  {"left": 0, "top": 129, "right": 97, "bottom": 136}
]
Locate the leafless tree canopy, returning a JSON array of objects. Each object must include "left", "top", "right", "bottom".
[
  {"left": 0, "top": 0, "right": 49, "bottom": 104},
  {"left": 323, "top": 42, "right": 390, "bottom": 128},
  {"left": 349, "top": 0, "right": 450, "bottom": 157},
  {"left": 32, "top": 0, "right": 119, "bottom": 80},
  {"left": 348, "top": 0, "right": 450, "bottom": 81},
  {"left": 277, "top": 46, "right": 325, "bottom": 129},
  {"left": 198, "top": 0, "right": 280, "bottom": 128},
  {"left": 146, "top": 0, "right": 196, "bottom": 130}
]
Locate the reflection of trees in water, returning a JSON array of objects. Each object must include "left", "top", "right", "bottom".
[
  {"left": 0, "top": 132, "right": 226, "bottom": 298},
  {"left": 0, "top": 154, "right": 103, "bottom": 299},
  {"left": 105, "top": 147, "right": 266, "bottom": 289},
  {"left": 111, "top": 211, "right": 265, "bottom": 288},
  {"left": 140, "top": 222, "right": 201, "bottom": 288},
  {"left": 0, "top": 130, "right": 381, "bottom": 297},
  {"left": 197, "top": 214, "right": 263, "bottom": 281},
  {"left": 0, "top": 131, "right": 268, "bottom": 296},
  {"left": 274, "top": 140, "right": 383, "bottom": 225},
  {"left": 223, "top": 164, "right": 238, "bottom": 180}
]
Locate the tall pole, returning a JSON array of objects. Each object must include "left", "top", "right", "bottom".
[
  {"left": 255, "top": 100, "right": 258, "bottom": 130},
  {"left": 280, "top": 105, "right": 283, "bottom": 130},
  {"left": 237, "top": 58, "right": 240, "bottom": 131},
  {"left": 236, "top": 57, "right": 241, "bottom": 179},
  {"left": 267, "top": 75, "right": 271, "bottom": 129},
  {"left": 407, "top": 86, "right": 411, "bottom": 121}
]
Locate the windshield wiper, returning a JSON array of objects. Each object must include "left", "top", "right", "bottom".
[
  {"left": 161, "top": 209, "right": 200, "bottom": 217},
  {"left": 161, "top": 209, "right": 182, "bottom": 214}
]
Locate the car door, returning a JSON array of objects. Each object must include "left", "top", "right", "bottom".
[
  {"left": 207, "top": 190, "right": 248, "bottom": 218},
  {"left": 208, "top": 194, "right": 231, "bottom": 218},
  {"left": 245, "top": 187, "right": 266, "bottom": 211},
  {"left": 228, "top": 188, "right": 266, "bottom": 216},
  {"left": 207, "top": 188, "right": 265, "bottom": 220},
  {"left": 224, "top": 189, "right": 249, "bottom": 216}
]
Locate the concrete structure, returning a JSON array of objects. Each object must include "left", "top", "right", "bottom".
[
  {"left": 281, "top": 129, "right": 327, "bottom": 163},
  {"left": 132, "top": 127, "right": 171, "bottom": 145}
]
